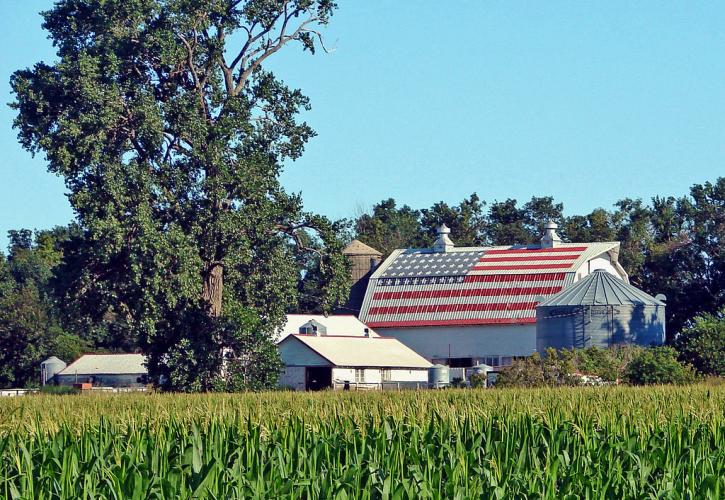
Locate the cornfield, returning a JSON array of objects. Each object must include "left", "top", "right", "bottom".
[{"left": 1, "top": 385, "right": 723, "bottom": 498}]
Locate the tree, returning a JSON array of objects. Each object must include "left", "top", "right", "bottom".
[
  {"left": 0, "top": 229, "right": 85, "bottom": 388},
  {"left": 355, "top": 199, "right": 426, "bottom": 257},
  {"left": 420, "top": 193, "right": 487, "bottom": 246},
  {"left": 11, "top": 0, "right": 346, "bottom": 391},
  {"left": 673, "top": 308, "right": 725, "bottom": 376}
]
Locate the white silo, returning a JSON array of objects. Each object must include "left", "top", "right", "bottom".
[{"left": 40, "top": 356, "right": 67, "bottom": 386}]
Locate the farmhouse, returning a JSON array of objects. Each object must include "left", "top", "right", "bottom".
[
  {"left": 357, "top": 222, "right": 646, "bottom": 368},
  {"left": 54, "top": 354, "right": 147, "bottom": 388},
  {"left": 278, "top": 333, "right": 431, "bottom": 390}
]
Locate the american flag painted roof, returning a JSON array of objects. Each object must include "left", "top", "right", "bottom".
[{"left": 359, "top": 242, "right": 622, "bottom": 328}]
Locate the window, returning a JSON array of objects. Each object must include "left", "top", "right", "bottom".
[
  {"left": 501, "top": 357, "right": 513, "bottom": 367},
  {"left": 381, "top": 369, "right": 391, "bottom": 382},
  {"left": 482, "top": 356, "right": 500, "bottom": 367},
  {"left": 355, "top": 369, "right": 365, "bottom": 383}
]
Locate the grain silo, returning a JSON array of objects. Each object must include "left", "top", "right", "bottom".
[
  {"left": 40, "top": 356, "right": 67, "bottom": 386},
  {"left": 340, "top": 240, "right": 382, "bottom": 314},
  {"left": 536, "top": 270, "right": 665, "bottom": 351}
]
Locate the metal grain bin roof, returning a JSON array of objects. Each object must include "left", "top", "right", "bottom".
[{"left": 538, "top": 270, "right": 665, "bottom": 307}]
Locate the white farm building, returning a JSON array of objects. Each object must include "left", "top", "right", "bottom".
[
  {"left": 358, "top": 222, "right": 632, "bottom": 369},
  {"left": 278, "top": 314, "right": 431, "bottom": 390},
  {"left": 54, "top": 354, "right": 147, "bottom": 387}
]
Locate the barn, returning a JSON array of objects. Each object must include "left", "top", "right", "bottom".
[
  {"left": 358, "top": 222, "right": 630, "bottom": 368},
  {"left": 277, "top": 334, "right": 431, "bottom": 390}
]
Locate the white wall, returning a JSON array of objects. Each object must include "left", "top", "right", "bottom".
[
  {"left": 575, "top": 255, "right": 620, "bottom": 280},
  {"left": 278, "top": 337, "right": 330, "bottom": 366},
  {"left": 377, "top": 324, "right": 537, "bottom": 361},
  {"left": 333, "top": 367, "right": 427, "bottom": 384},
  {"left": 279, "top": 366, "right": 306, "bottom": 391},
  {"left": 389, "top": 369, "right": 428, "bottom": 382}
]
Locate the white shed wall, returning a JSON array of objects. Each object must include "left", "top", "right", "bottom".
[
  {"left": 278, "top": 338, "right": 331, "bottom": 366},
  {"left": 389, "top": 369, "right": 428, "bottom": 382},
  {"left": 279, "top": 366, "right": 306, "bottom": 391},
  {"left": 377, "top": 324, "right": 536, "bottom": 361}
]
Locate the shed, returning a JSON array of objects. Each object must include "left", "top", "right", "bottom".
[
  {"left": 278, "top": 335, "right": 431, "bottom": 390},
  {"left": 536, "top": 270, "right": 666, "bottom": 351},
  {"left": 54, "top": 354, "right": 147, "bottom": 387}
]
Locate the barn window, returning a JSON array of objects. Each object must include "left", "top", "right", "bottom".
[
  {"left": 381, "top": 369, "right": 391, "bottom": 382},
  {"left": 355, "top": 369, "right": 365, "bottom": 383}
]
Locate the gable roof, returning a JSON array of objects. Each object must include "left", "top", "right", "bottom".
[
  {"left": 359, "top": 242, "right": 623, "bottom": 328},
  {"left": 538, "top": 270, "right": 665, "bottom": 307},
  {"left": 57, "top": 354, "right": 147, "bottom": 376},
  {"left": 277, "top": 314, "right": 379, "bottom": 342},
  {"left": 281, "top": 335, "right": 432, "bottom": 368}
]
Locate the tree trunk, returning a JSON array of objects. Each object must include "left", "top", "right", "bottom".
[{"left": 202, "top": 262, "right": 224, "bottom": 317}]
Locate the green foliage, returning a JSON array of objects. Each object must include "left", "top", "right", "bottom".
[
  {"left": 496, "top": 349, "right": 578, "bottom": 388},
  {"left": 496, "top": 345, "right": 697, "bottom": 388},
  {"left": 468, "top": 372, "right": 487, "bottom": 388},
  {"left": 0, "top": 387, "right": 723, "bottom": 498},
  {"left": 673, "top": 308, "right": 725, "bottom": 376},
  {"left": 623, "top": 346, "right": 697, "bottom": 385},
  {"left": 11, "top": 0, "right": 345, "bottom": 391},
  {"left": 0, "top": 229, "right": 79, "bottom": 388}
]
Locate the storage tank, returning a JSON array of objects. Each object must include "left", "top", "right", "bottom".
[
  {"left": 428, "top": 364, "right": 450, "bottom": 389},
  {"left": 40, "top": 356, "right": 67, "bottom": 386},
  {"left": 536, "top": 270, "right": 666, "bottom": 351}
]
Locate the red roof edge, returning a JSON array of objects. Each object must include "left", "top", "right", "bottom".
[{"left": 367, "top": 318, "right": 537, "bottom": 328}]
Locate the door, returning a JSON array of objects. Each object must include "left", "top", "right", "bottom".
[{"left": 305, "top": 367, "right": 332, "bottom": 391}]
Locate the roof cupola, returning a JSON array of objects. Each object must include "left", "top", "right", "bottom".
[
  {"left": 540, "top": 221, "right": 562, "bottom": 248},
  {"left": 433, "top": 224, "right": 454, "bottom": 253}
]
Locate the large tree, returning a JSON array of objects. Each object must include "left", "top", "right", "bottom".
[{"left": 11, "top": 0, "right": 347, "bottom": 391}]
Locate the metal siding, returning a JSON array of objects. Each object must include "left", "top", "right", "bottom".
[
  {"left": 537, "top": 304, "right": 666, "bottom": 351},
  {"left": 379, "top": 324, "right": 537, "bottom": 360}
]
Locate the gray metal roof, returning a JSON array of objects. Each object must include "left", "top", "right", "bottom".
[
  {"left": 537, "top": 270, "right": 665, "bottom": 307},
  {"left": 57, "top": 354, "right": 147, "bottom": 376}
]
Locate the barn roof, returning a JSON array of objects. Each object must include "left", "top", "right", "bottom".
[
  {"left": 359, "top": 239, "right": 624, "bottom": 328},
  {"left": 538, "top": 270, "right": 665, "bottom": 307},
  {"left": 57, "top": 354, "right": 147, "bottom": 376},
  {"left": 281, "top": 335, "right": 432, "bottom": 368},
  {"left": 277, "top": 314, "right": 379, "bottom": 342}
]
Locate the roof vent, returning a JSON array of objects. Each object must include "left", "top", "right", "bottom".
[
  {"left": 299, "top": 319, "right": 327, "bottom": 336},
  {"left": 540, "top": 221, "right": 562, "bottom": 248},
  {"left": 433, "top": 224, "right": 454, "bottom": 253}
]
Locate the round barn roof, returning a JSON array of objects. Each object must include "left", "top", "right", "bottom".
[{"left": 538, "top": 270, "right": 665, "bottom": 307}]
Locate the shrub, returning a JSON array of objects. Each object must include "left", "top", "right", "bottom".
[
  {"left": 673, "top": 308, "right": 725, "bottom": 376},
  {"left": 623, "top": 346, "right": 696, "bottom": 385}
]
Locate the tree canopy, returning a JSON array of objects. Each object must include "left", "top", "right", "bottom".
[{"left": 11, "top": 0, "right": 346, "bottom": 391}]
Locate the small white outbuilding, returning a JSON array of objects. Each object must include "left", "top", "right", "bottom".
[
  {"left": 54, "top": 354, "right": 147, "bottom": 387},
  {"left": 278, "top": 334, "right": 431, "bottom": 390}
]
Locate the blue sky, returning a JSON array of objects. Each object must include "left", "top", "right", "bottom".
[{"left": 2, "top": 2, "right": 724, "bottom": 250}]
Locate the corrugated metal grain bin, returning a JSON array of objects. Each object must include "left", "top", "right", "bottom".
[
  {"left": 428, "top": 365, "right": 450, "bottom": 388},
  {"left": 536, "top": 270, "right": 665, "bottom": 351}
]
